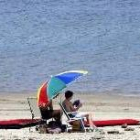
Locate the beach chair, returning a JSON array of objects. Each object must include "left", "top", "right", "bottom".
[
  {"left": 59, "top": 102, "right": 93, "bottom": 132},
  {"left": 27, "top": 97, "right": 48, "bottom": 131},
  {"left": 27, "top": 97, "right": 49, "bottom": 126},
  {"left": 27, "top": 97, "right": 55, "bottom": 124},
  {"left": 27, "top": 97, "right": 42, "bottom": 120}
]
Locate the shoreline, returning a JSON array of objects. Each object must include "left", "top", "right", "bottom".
[{"left": 1, "top": 91, "right": 140, "bottom": 97}]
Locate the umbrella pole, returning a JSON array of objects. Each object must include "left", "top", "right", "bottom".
[{"left": 59, "top": 93, "right": 63, "bottom": 103}]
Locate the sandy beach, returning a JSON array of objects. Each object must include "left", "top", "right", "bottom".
[{"left": 0, "top": 93, "right": 140, "bottom": 140}]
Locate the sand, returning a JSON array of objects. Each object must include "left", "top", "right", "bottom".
[{"left": 0, "top": 93, "right": 140, "bottom": 140}]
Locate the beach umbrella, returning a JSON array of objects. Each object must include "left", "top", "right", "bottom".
[
  {"left": 37, "top": 70, "right": 88, "bottom": 107},
  {"left": 37, "top": 82, "right": 48, "bottom": 107}
]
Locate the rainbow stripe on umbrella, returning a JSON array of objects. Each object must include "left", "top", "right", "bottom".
[{"left": 37, "top": 70, "right": 88, "bottom": 107}]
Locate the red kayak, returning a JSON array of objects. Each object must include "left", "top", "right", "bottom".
[
  {"left": 93, "top": 119, "right": 139, "bottom": 127},
  {"left": 0, "top": 119, "right": 42, "bottom": 129},
  {"left": 0, "top": 118, "right": 139, "bottom": 129}
]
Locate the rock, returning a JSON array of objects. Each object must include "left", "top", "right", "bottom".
[
  {"left": 107, "top": 130, "right": 120, "bottom": 134},
  {"left": 121, "top": 123, "right": 128, "bottom": 128},
  {"left": 124, "top": 127, "right": 135, "bottom": 131}
]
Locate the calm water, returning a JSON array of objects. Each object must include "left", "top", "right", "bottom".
[{"left": 0, "top": 0, "right": 140, "bottom": 94}]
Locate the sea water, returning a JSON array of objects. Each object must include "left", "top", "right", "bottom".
[{"left": 0, "top": 0, "right": 140, "bottom": 94}]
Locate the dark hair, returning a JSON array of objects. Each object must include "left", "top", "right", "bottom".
[{"left": 65, "top": 90, "right": 74, "bottom": 99}]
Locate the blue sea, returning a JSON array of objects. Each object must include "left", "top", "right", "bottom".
[{"left": 0, "top": 0, "right": 140, "bottom": 94}]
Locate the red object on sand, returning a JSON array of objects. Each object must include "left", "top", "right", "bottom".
[
  {"left": 0, "top": 118, "right": 139, "bottom": 129},
  {"left": 0, "top": 119, "right": 42, "bottom": 129},
  {"left": 93, "top": 119, "right": 139, "bottom": 127}
]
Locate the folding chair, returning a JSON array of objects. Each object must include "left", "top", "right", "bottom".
[
  {"left": 59, "top": 102, "right": 93, "bottom": 132},
  {"left": 27, "top": 97, "right": 54, "bottom": 124},
  {"left": 27, "top": 97, "right": 46, "bottom": 131},
  {"left": 27, "top": 97, "right": 49, "bottom": 126},
  {"left": 27, "top": 97, "right": 42, "bottom": 120}
]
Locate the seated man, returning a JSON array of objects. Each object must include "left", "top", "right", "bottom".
[
  {"left": 62, "top": 90, "right": 94, "bottom": 128},
  {"left": 39, "top": 95, "right": 62, "bottom": 126}
]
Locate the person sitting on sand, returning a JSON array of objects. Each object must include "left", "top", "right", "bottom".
[{"left": 62, "top": 90, "right": 94, "bottom": 128}]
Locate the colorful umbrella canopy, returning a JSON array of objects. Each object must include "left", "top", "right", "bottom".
[
  {"left": 37, "top": 70, "right": 88, "bottom": 107},
  {"left": 37, "top": 82, "right": 49, "bottom": 107}
]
